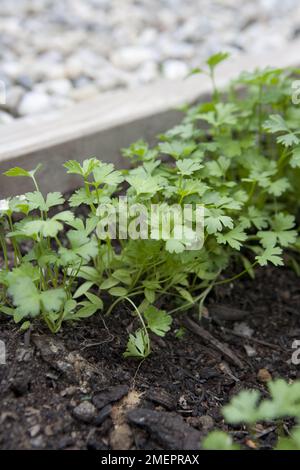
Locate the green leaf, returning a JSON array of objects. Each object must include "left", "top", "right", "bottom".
[
  {"left": 22, "top": 219, "right": 63, "bottom": 238},
  {"left": 258, "top": 379, "right": 300, "bottom": 420},
  {"left": 64, "top": 158, "right": 99, "bottom": 178},
  {"left": 54, "top": 211, "right": 74, "bottom": 223},
  {"left": 267, "top": 178, "right": 290, "bottom": 197},
  {"left": 255, "top": 246, "right": 283, "bottom": 267},
  {"left": 159, "top": 141, "right": 197, "bottom": 159},
  {"left": 277, "top": 428, "right": 300, "bottom": 450},
  {"left": 4, "top": 167, "right": 31, "bottom": 177},
  {"left": 126, "top": 174, "right": 162, "bottom": 197},
  {"left": 264, "top": 114, "right": 289, "bottom": 133},
  {"left": 202, "top": 431, "right": 239, "bottom": 450},
  {"left": 165, "top": 239, "right": 185, "bottom": 254},
  {"left": 187, "top": 67, "right": 204, "bottom": 78},
  {"left": 109, "top": 287, "right": 128, "bottom": 297},
  {"left": 69, "top": 188, "right": 95, "bottom": 207},
  {"left": 247, "top": 206, "right": 268, "bottom": 230},
  {"left": 4, "top": 164, "right": 42, "bottom": 178},
  {"left": 20, "top": 321, "right": 31, "bottom": 332},
  {"left": 92, "top": 162, "right": 123, "bottom": 187},
  {"left": 112, "top": 269, "right": 132, "bottom": 286},
  {"left": 40, "top": 289, "right": 66, "bottom": 313},
  {"left": 205, "top": 209, "right": 233, "bottom": 235},
  {"left": 25, "top": 191, "right": 46, "bottom": 211},
  {"left": 290, "top": 146, "right": 300, "bottom": 168},
  {"left": 45, "top": 192, "right": 65, "bottom": 209},
  {"left": 144, "top": 288, "right": 156, "bottom": 303},
  {"left": 7, "top": 276, "right": 40, "bottom": 318},
  {"left": 258, "top": 213, "right": 297, "bottom": 248},
  {"left": 7, "top": 275, "right": 66, "bottom": 319},
  {"left": 85, "top": 292, "right": 103, "bottom": 310},
  {"left": 74, "top": 302, "right": 98, "bottom": 318},
  {"left": 206, "top": 52, "right": 230, "bottom": 70},
  {"left": 277, "top": 133, "right": 299, "bottom": 147},
  {"left": 175, "top": 286, "right": 194, "bottom": 303},
  {"left": 73, "top": 281, "right": 94, "bottom": 299},
  {"left": 123, "top": 329, "right": 150, "bottom": 358},
  {"left": 100, "top": 278, "right": 120, "bottom": 290},
  {"left": 176, "top": 159, "right": 203, "bottom": 176},
  {"left": 144, "top": 306, "right": 172, "bottom": 337},
  {"left": 223, "top": 389, "right": 261, "bottom": 424},
  {"left": 216, "top": 225, "right": 247, "bottom": 250}
]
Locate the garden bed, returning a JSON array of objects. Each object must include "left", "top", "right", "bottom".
[
  {"left": 0, "top": 265, "right": 299, "bottom": 450},
  {"left": 2, "top": 57, "right": 300, "bottom": 451}
]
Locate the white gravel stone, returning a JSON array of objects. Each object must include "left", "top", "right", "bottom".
[
  {"left": 1, "top": 0, "right": 300, "bottom": 123},
  {"left": 111, "top": 46, "right": 159, "bottom": 70},
  {"left": 18, "top": 91, "right": 52, "bottom": 115},
  {"left": 137, "top": 61, "right": 159, "bottom": 84},
  {"left": 4, "top": 86, "right": 25, "bottom": 114},
  {"left": 71, "top": 84, "right": 99, "bottom": 101},
  {"left": 162, "top": 60, "right": 189, "bottom": 80},
  {"left": 39, "top": 79, "right": 73, "bottom": 96},
  {"left": 0, "top": 110, "right": 15, "bottom": 124}
]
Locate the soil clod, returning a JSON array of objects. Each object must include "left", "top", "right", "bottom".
[{"left": 127, "top": 408, "right": 201, "bottom": 450}]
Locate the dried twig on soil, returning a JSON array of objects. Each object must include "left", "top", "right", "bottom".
[
  {"left": 182, "top": 317, "right": 245, "bottom": 369},
  {"left": 221, "top": 326, "right": 282, "bottom": 351}
]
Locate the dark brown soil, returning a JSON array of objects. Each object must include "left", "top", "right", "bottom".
[{"left": 0, "top": 266, "right": 300, "bottom": 450}]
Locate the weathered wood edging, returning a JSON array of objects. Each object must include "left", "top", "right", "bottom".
[{"left": 1, "top": 42, "right": 300, "bottom": 197}]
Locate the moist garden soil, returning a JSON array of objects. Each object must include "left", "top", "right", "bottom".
[{"left": 0, "top": 264, "right": 300, "bottom": 450}]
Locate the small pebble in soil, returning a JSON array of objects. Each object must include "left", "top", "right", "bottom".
[
  {"left": 9, "top": 371, "right": 31, "bottom": 396},
  {"left": 72, "top": 401, "right": 97, "bottom": 423},
  {"left": 94, "top": 404, "right": 112, "bottom": 426},
  {"left": 29, "top": 424, "right": 41, "bottom": 438},
  {"left": 30, "top": 435, "right": 45, "bottom": 449},
  {"left": 244, "top": 344, "right": 257, "bottom": 358},
  {"left": 92, "top": 385, "right": 129, "bottom": 410},
  {"left": 187, "top": 414, "right": 215, "bottom": 431},
  {"left": 257, "top": 368, "right": 272, "bottom": 383}
]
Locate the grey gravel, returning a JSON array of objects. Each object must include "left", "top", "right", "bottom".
[
  {"left": 72, "top": 401, "right": 97, "bottom": 423},
  {"left": 0, "top": 0, "right": 299, "bottom": 121}
]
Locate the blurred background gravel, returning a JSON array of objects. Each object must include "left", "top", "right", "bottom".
[{"left": 1, "top": 0, "right": 300, "bottom": 123}]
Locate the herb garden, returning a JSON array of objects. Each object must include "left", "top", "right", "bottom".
[{"left": 1, "top": 54, "right": 300, "bottom": 450}]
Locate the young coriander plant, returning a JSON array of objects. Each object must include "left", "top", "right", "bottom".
[
  {"left": 202, "top": 379, "right": 300, "bottom": 450},
  {"left": 1, "top": 55, "right": 300, "bottom": 358}
]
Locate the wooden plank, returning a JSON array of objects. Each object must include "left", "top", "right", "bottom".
[{"left": 1, "top": 41, "right": 300, "bottom": 197}]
